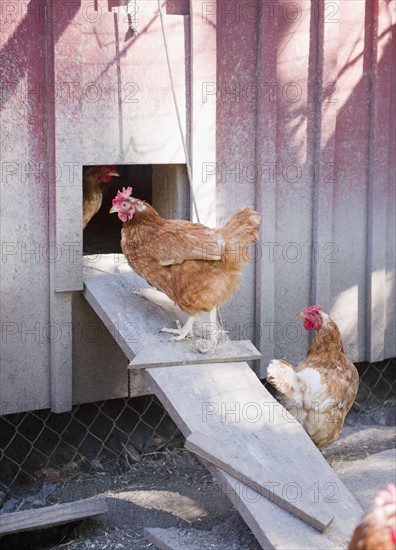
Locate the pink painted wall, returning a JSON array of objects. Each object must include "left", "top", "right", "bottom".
[
  {"left": 0, "top": 0, "right": 192, "bottom": 411},
  {"left": 0, "top": 0, "right": 394, "bottom": 412},
  {"left": 216, "top": 0, "right": 395, "bottom": 372},
  {"left": 1, "top": 0, "right": 55, "bottom": 412}
]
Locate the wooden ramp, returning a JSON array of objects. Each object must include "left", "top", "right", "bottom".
[
  {"left": 82, "top": 269, "right": 362, "bottom": 548},
  {"left": 145, "top": 363, "right": 363, "bottom": 549},
  {"left": 83, "top": 272, "right": 260, "bottom": 366}
]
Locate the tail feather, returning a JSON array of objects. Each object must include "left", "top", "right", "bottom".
[
  {"left": 220, "top": 207, "right": 260, "bottom": 268},
  {"left": 267, "top": 359, "right": 304, "bottom": 397}
]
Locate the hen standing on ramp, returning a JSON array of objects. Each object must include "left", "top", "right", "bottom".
[
  {"left": 267, "top": 305, "right": 359, "bottom": 447},
  {"left": 110, "top": 187, "right": 260, "bottom": 343}
]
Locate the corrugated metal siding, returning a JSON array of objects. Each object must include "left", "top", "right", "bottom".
[{"left": 217, "top": 0, "right": 395, "bottom": 373}]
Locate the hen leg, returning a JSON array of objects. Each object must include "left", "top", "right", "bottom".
[
  {"left": 198, "top": 308, "right": 220, "bottom": 353},
  {"left": 209, "top": 308, "right": 218, "bottom": 346},
  {"left": 198, "top": 309, "right": 229, "bottom": 353},
  {"left": 160, "top": 316, "right": 196, "bottom": 341}
]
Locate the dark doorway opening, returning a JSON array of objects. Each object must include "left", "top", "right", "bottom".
[{"left": 83, "top": 164, "right": 152, "bottom": 255}]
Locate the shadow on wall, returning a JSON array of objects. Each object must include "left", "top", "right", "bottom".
[{"left": 269, "top": 1, "right": 395, "bottom": 362}]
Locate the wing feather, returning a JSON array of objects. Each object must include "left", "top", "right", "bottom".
[{"left": 153, "top": 222, "right": 224, "bottom": 264}]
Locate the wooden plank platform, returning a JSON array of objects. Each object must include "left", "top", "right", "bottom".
[
  {"left": 83, "top": 272, "right": 181, "bottom": 361},
  {"left": 144, "top": 526, "right": 241, "bottom": 550},
  {"left": 129, "top": 339, "right": 261, "bottom": 369},
  {"left": 145, "top": 363, "right": 363, "bottom": 549},
  {"left": 185, "top": 430, "right": 332, "bottom": 531},
  {"left": 147, "top": 363, "right": 333, "bottom": 531},
  {"left": 0, "top": 498, "right": 108, "bottom": 536},
  {"left": 144, "top": 515, "right": 259, "bottom": 550},
  {"left": 84, "top": 272, "right": 259, "bottom": 369},
  {"left": 203, "top": 461, "right": 336, "bottom": 550}
]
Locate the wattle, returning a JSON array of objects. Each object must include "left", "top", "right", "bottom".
[
  {"left": 303, "top": 318, "right": 315, "bottom": 331},
  {"left": 118, "top": 211, "right": 134, "bottom": 222}
]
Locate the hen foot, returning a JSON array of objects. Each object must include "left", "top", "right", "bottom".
[{"left": 160, "top": 316, "right": 196, "bottom": 341}]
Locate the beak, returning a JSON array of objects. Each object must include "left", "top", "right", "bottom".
[
  {"left": 297, "top": 311, "right": 305, "bottom": 318},
  {"left": 109, "top": 205, "right": 118, "bottom": 214},
  {"left": 109, "top": 171, "right": 120, "bottom": 177}
]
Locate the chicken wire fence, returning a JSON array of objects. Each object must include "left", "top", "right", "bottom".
[
  {"left": 0, "top": 358, "right": 395, "bottom": 513},
  {"left": 0, "top": 395, "right": 183, "bottom": 514}
]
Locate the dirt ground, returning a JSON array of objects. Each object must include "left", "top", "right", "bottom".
[{"left": 1, "top": 424, "right": 395, "bottom": 550}]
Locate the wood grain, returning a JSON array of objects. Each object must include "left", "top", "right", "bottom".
[
  {"left": 143, "top": 526, "right": 238, "bottom": 550},
  {"left": 185, "top": 430, "right": 331, "bottom": 531},
  {"left": 129, "top": 340, "right": 261, "bottom": 369},
  {"left": 83, "top": 272, "right": 184, "bottom": 361},
  {"left": 145, "top": 362, "right": 363, "bottom": 549},
  {"left": 0, "top": 498, "right": 108, "bottom": 536}
]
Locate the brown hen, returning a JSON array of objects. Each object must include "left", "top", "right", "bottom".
[
  {"left": 83, "top": 165, "right": 119, "bottom": 229},
  {"left": 349, "top": 484, "right": 396, "bottom": 550},
  {"left": 110, "top": 187, "right": 260, "bottom": 342},
  {"left": 267, "top": 305, "right": 359, "bottom": 447}
]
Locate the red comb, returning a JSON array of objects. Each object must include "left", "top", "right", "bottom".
[
  {"left": 94, "top": 165, "right": 117, "bottom": 180},
  {"left": 112, "top": 187, "right": 133, "bottom": 206}
]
